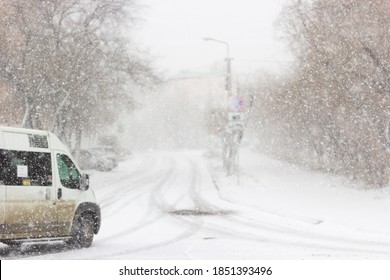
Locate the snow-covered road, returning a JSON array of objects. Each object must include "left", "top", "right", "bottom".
[{"left": 2, "top": 149, "right": 390, "bottom": 259}]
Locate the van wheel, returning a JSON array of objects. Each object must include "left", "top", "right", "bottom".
[{"left": 67, "top": 214, "right": 94, "bottom": 248}]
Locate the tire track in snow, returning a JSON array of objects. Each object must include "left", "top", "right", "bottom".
[
  {"left": 95, "top": 155, "right": 178, "bottom": 243},
  {"left": 85, "top": 155, "right": 193, "bottom": 258},
  {"left": 90, "top": 154, "right": 206, "bottom": 259},
  {"left": 97, "top": 154, "right": 158, "bottom": 209}
]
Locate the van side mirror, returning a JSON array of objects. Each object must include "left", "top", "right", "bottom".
[{"left": 80, "top": 174, "right": 89, "bottom": 191}]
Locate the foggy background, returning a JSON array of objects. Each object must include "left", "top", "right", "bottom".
[{"left": 2, "top": 0, "right": 390, "bottom": 187}]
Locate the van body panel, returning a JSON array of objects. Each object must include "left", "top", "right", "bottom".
[
  {"left": 3, "top": 129, "right": 49, "bottom": 151},
  {"left": 0, "top": 185, "right": 5, "bottom": 234},
  {"left": 3, "top": 132, "right": 31, "bottom": 150},
  {"left": 4, "top": 185, "right": 58, "bottom": 238},
  {"left": 0, "top": 129, "right": 5, "bottom": 234},
  {"left": 55, "top": 200, "right": 78, "bottom": 236},
  {"left": 48, "top": 132, "right": 69, "bottom": 152}
]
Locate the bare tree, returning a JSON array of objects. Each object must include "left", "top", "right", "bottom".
[
  {"left": 0, "top": 0, "right": 157, "bottom": 153},
  {"left": 254, "top": 0, "right": 390, "bottom": 186}
]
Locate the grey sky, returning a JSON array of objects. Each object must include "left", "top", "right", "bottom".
[{"left": 135, "top": 0, "right": 291, "bottom": 76}]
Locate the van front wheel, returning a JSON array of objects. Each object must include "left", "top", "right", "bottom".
[{"left": 67, "top": 214, "right": 94, "bottom": 248}]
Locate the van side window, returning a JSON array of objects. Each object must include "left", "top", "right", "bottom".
[
  {"left": 0, "top": 149, "right": 52, "bottom": 186},
  {"left": 56, "top": 154, "right": 80, "bottom": 189}
]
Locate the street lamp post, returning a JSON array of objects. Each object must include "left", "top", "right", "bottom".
[
  {"left": 203, "top": 37, "right": 232, "bottom": 98},
  {"left": 203, "top": 37, "right": 236, "bottom": 176}
]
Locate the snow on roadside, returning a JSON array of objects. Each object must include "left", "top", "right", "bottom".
[{"left": 206, "top": 147, "right": 390, "bottom": 258}]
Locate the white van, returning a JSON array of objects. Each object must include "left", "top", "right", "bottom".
[{"left": 0, "top": 126, "right": 101, "bottom": 248}]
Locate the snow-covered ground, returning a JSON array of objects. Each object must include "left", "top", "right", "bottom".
[{"left": 2, "top": 148, "right": 390, "bottom": 259}]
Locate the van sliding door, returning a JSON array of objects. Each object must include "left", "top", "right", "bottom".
[{"left": 1, "top": 149, "right": 57, "bottom": 239}]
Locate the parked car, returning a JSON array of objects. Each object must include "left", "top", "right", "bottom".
[
  {"left": 89, "top": 146, "right": 118, "bottom": 170},
  {"left": 78, "top": 147, "right": 118, "bottom": 172}
]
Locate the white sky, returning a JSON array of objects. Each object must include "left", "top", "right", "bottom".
[{"left": 134, "top": 0, "right": 291, "bottom": 77}]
